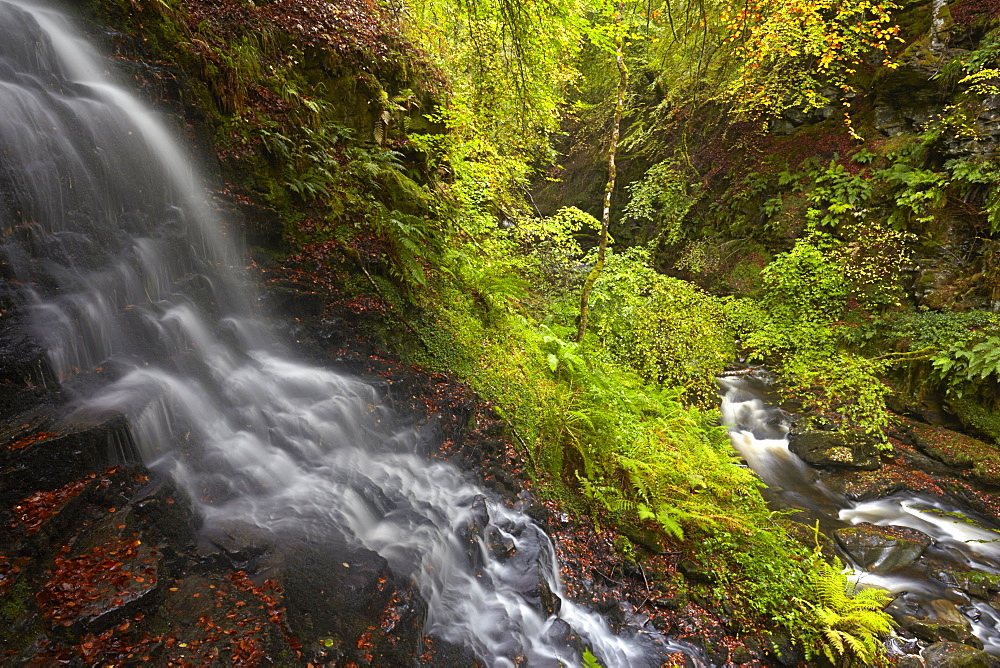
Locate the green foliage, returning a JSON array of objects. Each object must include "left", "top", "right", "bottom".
[
  {"left": 748, "top": 235, "right": 848, "bottom": 356},
  {"left": 859, "top": 309, "right": 1000, "bottom": 352},
  {"left": 404, "top": 0, "right": 585, "bottom": 163},
  {"left": 717, "top": 0, "right": 901, "bottom": 128},
  {"left": 514, "top": 206, "right": 601, "bottom": 258},
  {"left": 701, "top": 527, "right": 814, "bottom": 632},
  {"left": 932, "top": 335, "right": 1000, "bottom": 397},
  {"left": 878, "top": 163, "right": 948, "bottom": 227},
  {"left": 590, "top": 248, "right": 735, "bottom": 405},
  {"left": 948, "top": 396, "right": 1000, "bottom": 445},
  {"left": 738, "top": 235, "right": 896, "bottom": 435},
  {"left": 800, "top": 556, "right": 894, "bottom": 666},
  {"left": 961, "top": 68, "right": 1000, "bottom": 95},
  {"left": 105, "top": 0, "right": 915, "bottom": 660},
  {"left": 579, "top": 385, "right": 761, "bottom": 540},
  {"left": 624, "top": 160, "right": 700, "bottom": 243},
  {"left": 808, "top": 160, "right": 872, "bottom": 228},
  {"left": 582, "top": 648, "right": 603, "bottom": 668},
  {"left": 946, "top": 156, "right": 1000, "bottom": 233}
]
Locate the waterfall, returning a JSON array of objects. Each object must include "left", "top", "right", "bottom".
[{"left": 0, "top": 1, "right": 698, "bottom": 664}]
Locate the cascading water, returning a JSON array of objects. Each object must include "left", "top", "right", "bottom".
[
  {"left": 0, "top": 2, "right": 700, "bottom": 665},
  {"left": 720, "top": 373, "right": 1000, "bottom": 658}
]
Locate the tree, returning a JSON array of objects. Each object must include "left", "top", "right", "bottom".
[{"left": 576, "top": 6, "right": 627, "bottom": 343}]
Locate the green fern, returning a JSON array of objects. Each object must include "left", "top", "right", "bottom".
[
  {"left": 582, "top": 648, "right": 603, "bottom": 668},
  {"left": 801, "top": 557, "right": 894, "bottom": 666},
  {"left": 931, "top": 335, "right": 1000, "bottom": 398}
]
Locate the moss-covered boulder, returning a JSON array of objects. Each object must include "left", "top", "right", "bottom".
[
  {"left": 834, "top": 522, "right": 932, "bottom": 574},
  {"left": 922, "top": 641, "right": 994, "bottom": 668},
  {"left": 908, "top": 421, "right": 1000, "bottom": 487},
  {"left": 788, "top": 430, "right": 883, "bottom": 470}
]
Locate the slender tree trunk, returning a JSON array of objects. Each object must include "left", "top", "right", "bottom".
[{"left": 576, "top": 31, "right": 627, "bottom": 344}]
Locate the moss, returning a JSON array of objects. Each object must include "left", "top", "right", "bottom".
[
  {"left": 0, "top": 579, "right": 38, "bottom": 652},
  {"left": 908, "top": 418, "right": 1000, "bottom": 484},
  {"left": 949, "top": 395, "right": 1000, "bottom": 445}
]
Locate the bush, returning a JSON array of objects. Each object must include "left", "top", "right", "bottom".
[{"left": 590, "top": 248, "right": 735, "bottom": 406}]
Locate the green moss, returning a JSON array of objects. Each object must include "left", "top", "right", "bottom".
[
  {"left": 0, "top": 579, "right": 37, "bottom": 652},
  {"left": 949, "top": 396, "right": 1000, "bottom": 445}
]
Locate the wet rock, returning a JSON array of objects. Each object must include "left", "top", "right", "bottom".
[
  {"left": 264, "top": 281, "right": 324, "bottom": 319},
  {"left": 524, "top": 572, "right": 561, "bottom": 618},
  {"left": 898, "top": 656, "right": 925, "bottom": 668},
  {"left": 892, "top": 598, "right": 982, "bottom": 649},
  {"left": 834, "top": 522, "right": 932, "bottom": 573},
  {"left": 650, "top": 593, "right": 688, "bottom": 612},
  {"left": 729, "top": 644, "right": 753, "bottom": 664},
  {"left": 154, "top": 574, "right": 293, "bottom": 664},
  {"left": 888, "top": 632, "right": 923, "bottom": 656},
  {"left": 688, "top": 635, "right": 730, "bottom": 666},
  {"left": 462, "top": 494, "right": 491, "bottom": 570},
  {"left": 677, "top": 558, "right": 715, "bottom": 583},
  {"left": 763, "top": 630, "right": 804, "bottom": 667},
  {"left": 937, "top": 569, "right": 1000, "bottom": 601},
  {"left": 486, "top": 525, "right": 515, "bottom": 560},
  {"left": 502, "top": 523, "right": 562, "bottom": 617},
  {"left": 875, "top": 105, "right": 907, "bottom": 136},
  {"left": 788, "top": 430, "right": 882, "bottom": 470},
  {"left": 923, "top": 641, "right": 994, "bottom": 667},
  {"left": 0, "top": 413, "right": 137, "bottom": 507},
  {"left": 131, "top": 476, "right": 197, "bottom": 551},
  {"left": 910, "top": 617, "right": 979, "bottom": 647},
  {"left": 590, "top": 597, "right": 627, "bottom": 628},
  {"left": 540, "top": 619, "right": 586, "bottom": 662},
  {"left": 513, "top": 489, "right": 549, "bottom": 527},
  {"left": 196, "top": 519, "right": 274, "bottom": 572},
  {"left": 907, "top": 422, "right": 1000, "bottom": 487},
  {"left": 263, "top": 534, "right": 428, "bottom": 665},
  {"left": 36, "top": 510, "right": 163, "bottom": 635}
]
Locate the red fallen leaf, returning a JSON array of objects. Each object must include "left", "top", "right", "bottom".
[{"left": 7, "top": 431, "right": 58, "bottom": 451}]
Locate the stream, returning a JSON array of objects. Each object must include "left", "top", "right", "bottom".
[
  {"left": 721, "top": 373, "right": 1000, "bottom": 659},
  {"left": 0, "top": 1, "right": 701, "bottom": 665}
]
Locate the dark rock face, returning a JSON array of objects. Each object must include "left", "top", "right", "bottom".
[
  {"left": 261, "top": 535, "right": 429, "bottom": 665},
  {"left": 0, "top": 414, "right": 136, "bottom": 508},
  {"left": 788, "top": 430, "right": 883, "bottom": 470},
  {"left": 922, "top": 641, "right": 995, "bottom": 667},
  {"left": 834, "top": 522, "right": 932, "bottom": 574}
]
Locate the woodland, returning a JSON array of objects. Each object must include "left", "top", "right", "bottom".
[{"left": 3, "top": 0, "right": 1000, "bottom": 665}]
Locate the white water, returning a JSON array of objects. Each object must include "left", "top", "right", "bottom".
[
  {"left": 720, "top": 374, "right": 1000, "bottom": 657},
  {"left": 0, "top": 2, "right": 700, "bottom": 664}
]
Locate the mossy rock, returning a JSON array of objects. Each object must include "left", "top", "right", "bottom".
[
  {"left": 834, "top": 522, "right": 932, "bottom": 574},
  {"left": 907, "top": 420, "right": 1000, "bottom": 486},
  {"left": 922, "top": 641, "right": 994, "bottom": 668},
  {"left": 787, "top": 430, "right": 883, "bottom": 470}
]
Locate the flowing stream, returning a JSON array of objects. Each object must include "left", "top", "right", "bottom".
[
  {"left": 720, "top": 374, "right": 1000, "bottom": 657},
  {"left": 0, "top": 1, "right": 701, "bottom": 665}
]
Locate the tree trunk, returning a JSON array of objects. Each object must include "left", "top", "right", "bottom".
[{"left": 576, "top": 31, "right": 627, "bottom": 344}]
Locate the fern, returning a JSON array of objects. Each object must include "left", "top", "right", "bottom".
[
  {"left": 800, "top": 556, "right": 894, "bottom": 666},
  {"left": 931, "top": 335, "right": 1000, "bottom": 397},
  {"left": 582, "top": 648, "right": 603, "bottom": 668}
]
